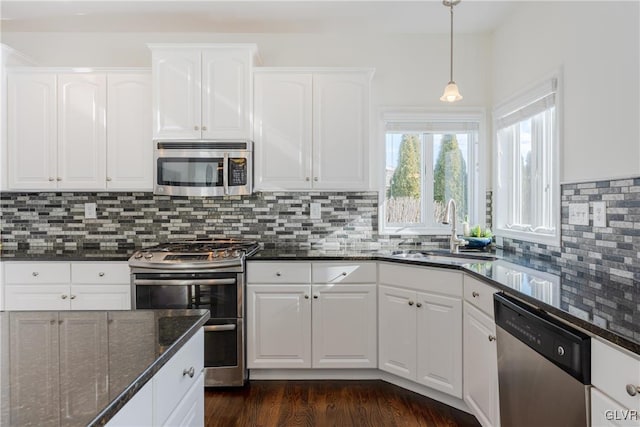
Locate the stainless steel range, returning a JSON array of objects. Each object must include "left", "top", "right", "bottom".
[{"left": 129, "top": 238, "right": 260, "bottom": 387}]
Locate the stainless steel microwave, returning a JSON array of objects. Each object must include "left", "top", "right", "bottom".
[{"left": 154, "top": 141, "right": 253, "bottom": 197}]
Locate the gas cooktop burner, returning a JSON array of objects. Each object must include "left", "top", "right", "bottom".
[{"left": 128, "top": 238, "right": 260, "bottom": 270}]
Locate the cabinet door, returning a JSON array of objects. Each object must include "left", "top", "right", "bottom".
[
  {"left": 105, "top": 380, "right": 153, "bottom": 427},
  {"left": 152, "top": 49, "right": 201, "bottom": 139},
  {"left": 70, "top": 284, "right": 131, "bottom": 310},
  {"left": 416, "top": 290, "right": 463, "bottom": 398},
  {"left": 378, "top": 285, "right": 416, "bottom": 380},
  {"left": 9, "top": 312, "right": 60, "bottom": 427},
  {"left": 312, "top": 284, "right": 377, "bottom": 368},
  {"left": 7, "top": 72, "right": 57, "bottom": 190},
  {"left": 58, "top": 312, "right": 109, "bottom": 427},
  {"left": 162, "top": 373, "right": 205, "bottom": 427},
  {"left": 202, "top": 48, "right": 252, "bottom": 139},
  {"left": 591, "top": 388, "right": 639, "bottom": 427},
  {"left": 5, "top": 284, "right": 71, "bottom": 311},
  {"left": 463, "top": 302, "right": 500, "bottom": 427},
  {"left": 57, "top": 73, "right": 107, "bottom": 190},
  {"left": 312, "top": 72, "right": 370, "bottom": 190},
  {"left": 247, "top": 284, "right": 312, "bottom": 368},
  {"left": 106, "top": 73, "right": 152, "bottom": 190},
  {"left": 253, "top": 72, "right": 313, "bottom": 190}
]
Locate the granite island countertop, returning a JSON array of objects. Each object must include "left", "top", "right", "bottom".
[
  {"left": 0, "top": 308, "right": 210, "bottom": 426},
  {"left": 251, "top": 247, "right": 640, "bottom": 356}
]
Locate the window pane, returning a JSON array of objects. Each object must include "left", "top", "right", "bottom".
[
  {"left": 385, "top": 133, "right": 422, "bottom": 224},
  {"left": 519, "top": 119, "right": 532, "bottom": 226},
  {"left": 432, "top": 133, "right": 468, "bottom": 224}
]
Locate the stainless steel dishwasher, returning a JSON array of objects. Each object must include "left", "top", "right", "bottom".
[{"left": 494, "top": 293, "right": 591, "bottom": 427}]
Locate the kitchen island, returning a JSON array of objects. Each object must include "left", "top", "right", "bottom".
[{"left": 0, "top": 308, "right": 209, "bottom": 426}]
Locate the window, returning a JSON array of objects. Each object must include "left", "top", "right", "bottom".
[
  {"left": 380, "top": 111, "right": 484, "bottom": 235},
  {"left": 494, "top": 75, "right": 560, "bottom": 245}
]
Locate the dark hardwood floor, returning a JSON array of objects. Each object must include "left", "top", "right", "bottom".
[{"left": 205, "top": 380, "right": 481, "bottom": 427}]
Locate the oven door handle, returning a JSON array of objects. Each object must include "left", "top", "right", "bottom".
[
  {"left": 134, "top": 278, "right": 236, "bottom": 286},
  {"left": 203, "top": 324, "right": 236, "bottom": 332}
]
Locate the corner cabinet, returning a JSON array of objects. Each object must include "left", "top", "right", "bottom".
[
  {"left": 246, "top": 261, "right": 377, "bottom": 369},
  {"left": 150, "top": 44, "right": 257, "bottom": 140},
  {"left": 6, "top": 70, "right": 152, "bottom": 191},
  {"left": 378, "top": 263, "right": 463, "bottom": 398},
  {"left": 253, "top": 69, "right": 373, "bottom": 191}
]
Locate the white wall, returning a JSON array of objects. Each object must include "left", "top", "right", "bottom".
[{"left": 491, "top": 1, "right": 640, "bottom": 183}]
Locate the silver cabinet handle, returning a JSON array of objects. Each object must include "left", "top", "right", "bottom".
[
  {"left": 202, "top": 126, "right": 207, "bottom": 131},
  {"left": 56, "top": 177, "right": 62, "bottom": 181},
  {"left": 416, "top": 302, "right": 422, "bottom": 308},
  {"left": 408, "top": 301, "right": 414, "bottom": 306},
  {"left": 61, "top": 295, "right": 68, "bottom": 299},
  {"left": 314, "top": 177, "right": 318, "bottom": 182},
  {"left": 70, "top": 295, "right": 76, "bottom": 300},
  {"left": 304, "top": 294, "right": 310, "bottom": 299},
  {"left": 488, "top": 335, "right": 496, "bottom": 342},
  {"left": 305, "top": 177, "right": 310, "bottom": 181},
  {"left": 276, "top": 272, "right": 282, "bottom": 277},
  {"left": 106, "top": 177, "right": 112, "bottom": 182},
  {"left": 341, "top": 272, "right": 347, "bottom": 276},
  {"left": 32, "top": 272, "right": 39, "bottom": 277},
  {"left": 183, "top": 367, "right": 195, "bottom": 378},
  {"left": 627, "top": 384, "right": 640, "bottom": 396},
  {"left": 98, "top": 272, "right": 105, "bottom": 277},
  {"left": 313, "top": 295, "right": 319, "bottom": 299},
  {"left": 48, "top": 177, "right": 54, "bottom": 182},
  {"left": 194, "top": 125, "right": 199, "bottom": 131},
  {"left": 472, "top": 291, "right": 480, "bottom": 298}
]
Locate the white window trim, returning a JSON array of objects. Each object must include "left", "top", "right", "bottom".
[
  {"left": 378, "top": 107, "right": 487, "bottom": 236},
  {"left": 492, "top": 71, "right": 562, "bottom": 247}
]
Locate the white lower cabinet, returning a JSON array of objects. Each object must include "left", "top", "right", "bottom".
[
  {"left": 162, "top": 373, "right": 205, "bottom": 427},
  {"left": 378, "top": 264, "right": 463, "bottom": 399},
  {"left": 2, "top": 262, "right": 131, "bottom": 311},
  {"left": 591, "top": 388, "right": 640, "bottom": 427},
  {"left": 246, "top": 261, "right": 377, "bottom": 369},
  {"left": 105, "top": 380, "right": 153, "bottom": 427}
]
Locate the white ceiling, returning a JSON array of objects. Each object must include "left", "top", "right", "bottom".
[{"left": 0, "top": 1, "right": 519, "bottom": 34}]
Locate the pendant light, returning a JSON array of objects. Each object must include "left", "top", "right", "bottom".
[{"left": 440, "top": 0, "right": 463, "bottom": 103}]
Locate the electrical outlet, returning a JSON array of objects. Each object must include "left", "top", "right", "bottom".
[
  {"left": 592, "top": 201, "right": 607, "bottom": 227},
  {"left": 310, "top": 203, "right": 321, "bottom": 219},
  {"left": 84, "top": 203, "right": 97, "bottom": 219},
  {"left": 568, "top": 203, "right": 589, "bottom": 226}
]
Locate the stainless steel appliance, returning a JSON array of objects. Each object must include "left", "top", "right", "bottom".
[
  {"left": 154, "top": 141, "right": 253, "bottom": 197},
  {"left": 129, "top": 238, "right": 260, "bottom": 387},
  {"left": 494, "top": 293, "right": 591, "bottom": 427}
]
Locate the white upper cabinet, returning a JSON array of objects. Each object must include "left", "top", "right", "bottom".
[
  {"left": 254, "top": 72, "right": 313, "bottom": 189},
  {"left": 57, "top": 73, "right": 107, "bottom": 190},
  {"left": 150, "top": 44, "right": 256, "bottom": 140},
  {"left": 7, "top": 72, "right": 57, "bottom": 190},
  {"left": 106, "top": 73, "right": 152, "bottom": 190},
  {"left": 253, "top": 69, "right": 373, "bottom": 191}
]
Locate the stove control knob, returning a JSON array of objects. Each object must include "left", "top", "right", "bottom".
[
  {"left": 143, "top": 252, "right": 153, "bottom": 260},
  {"left": 222, "top": 250, "right": 230, "bottom": 258},
  {"left": 134, "top": 253, "right": 143, "bottom": 259},
  {"left": 233, "top": 250, "right": 241, "bottom": 258}
]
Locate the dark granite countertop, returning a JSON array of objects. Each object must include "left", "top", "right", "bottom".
[
  {"left": 0, "top": 247, "right": 133, "bottom": 261},
  {"left": 0, "top": 308, "right": 210, "bottom": 426},
  {"left": 250, "top": 247, "right": 640, "bottom": 356}
]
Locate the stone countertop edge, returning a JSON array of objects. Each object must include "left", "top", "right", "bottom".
[
  {"left": 87, "top": 310, "right": 211, "bottom": 427},
  {"left": 249, "top": 252, "right": 640, "bottom": 357}
]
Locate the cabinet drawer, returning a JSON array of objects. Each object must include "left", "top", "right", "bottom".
[
  {"left": 247, "top": 262, "right": 311, "bottom": 283},
  {"left": 312, "top": 262, "right": 376, "bottom": 283},
  {"left": 5, "top": 262, "right": 71, "bottom": 284},
  {"left": 162, "top": 372, "right": 204, "bottom": 427},
  {"left": 464, "top": 275, "right": 499, "bottom": 318},
  {"left": 72, "top": 262, "right": 130, "bottom": 284},
  {"left": 153, "top": 328, "right": 204, "bottom": 425},
  {"left": 592, "top": 338, "right": 640, "bottom": 411},
  {"left": 378, "top": 262, "right": 462, "bottom": 297}
]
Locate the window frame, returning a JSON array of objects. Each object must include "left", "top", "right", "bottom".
[
  {"left": 493, "top": 72, "right": 562, "bottom": 247},
  {"left": 378, "top": 108, "right": 487, "bottom": 236}
]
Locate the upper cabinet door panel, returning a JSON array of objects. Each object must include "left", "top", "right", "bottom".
[
  {"left": 152, "top": 50, "right": 201, "bottom": 139},
  {"left": 202, "top": 49, "right": 252, "bottom": 139},
  {"left": 253, "top": 73, "right": 313, "bottom": 190},
  {"left": 106, "top": 73, "right": 152, "bottom": 190},
  {"left": 312, "top": 73, "right": 370, "bottom": 190},
  {"left": 57, "top": 73, "right": 107, "bottom": 190},
  {"left": 7, "top": 73, "right": 57, "bottom": 190}
]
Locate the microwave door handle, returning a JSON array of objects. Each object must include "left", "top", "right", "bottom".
[{"left": 223, "top": 153, "right": 229, "bottom": 195}]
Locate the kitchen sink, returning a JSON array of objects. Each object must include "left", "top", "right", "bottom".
[{"left": 389, "top": 249, "right": 498, "bottom": 263}]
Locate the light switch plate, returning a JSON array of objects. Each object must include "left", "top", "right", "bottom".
[
  {"left": 568, "top": 203, "right": 589, "bottom": 225},
  {"left": 592, "top": 201, "right": 607, "bottom": 227},
  {"left": 310, "top": 203, "right": 321, "bottom": 219},
  {"left": 84, "top": 203, "right": 97, "bottom": 219}
]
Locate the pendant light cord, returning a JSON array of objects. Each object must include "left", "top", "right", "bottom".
[{"left": 449, "top": 2, "right": 454, "bottom": 83}]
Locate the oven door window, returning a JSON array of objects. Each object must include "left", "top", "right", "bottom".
[
  {"left": 204, "top": 319, "right": 239, "bottom": 367},
  {"left": 135, "top": 284, "right": 237, "bottom": 318},
  {"left": 157, "top": 157, "right": 223, "bottom": 187}
]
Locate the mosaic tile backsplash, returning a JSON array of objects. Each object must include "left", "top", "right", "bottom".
[{"left": 0, "top": 191, "right": 450, "bottom": 249}]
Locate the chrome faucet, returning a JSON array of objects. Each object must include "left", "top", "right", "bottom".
[{"left": 442, "top": 199, "right": 468, "bottom": 254}]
